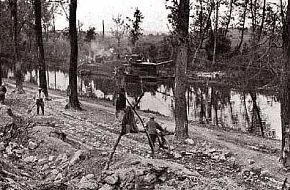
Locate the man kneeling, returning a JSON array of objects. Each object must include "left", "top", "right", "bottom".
[{"left": 145, "top": 115, "right": 166, "bottom": 150}]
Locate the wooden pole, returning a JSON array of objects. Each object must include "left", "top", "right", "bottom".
[
  {"left": 105, "top": 91, "right": 155, "bottom": 171},
  {"left": 102, "top": 20, "right": 105, "bottom": 40},
  {"left": 126, "top": 98, "right": 155, "bottom": 157},
  {"left": 282, "top": 177, "right": 287, "bottom": 190},
  {"left": 105, "top": 134, "right": 123, "bottom": 170}
]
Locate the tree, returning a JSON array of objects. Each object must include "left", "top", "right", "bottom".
[
  {"left": 0, "top": 60, "right": 2, "bottom": 85},
  {"left": 224, "top": 0, "right": 235, "bottom": 37},
  {"left": 236, "top": 0, "right": 248, "bottom": 51},
  {"left": 85, "top": 27, "right": 96, "bottom": 42},
  {"left": 127, "top": 7, "right": 144, "bottom": 47},
  {"left": 34, "top": 0, "right": 48, "bottom": 96},
  {"left": 0, "top": 0, "right": 2, "bottom": 86},
  {"left": 189, "top": 0, "right": 214, "bottom": 66},
  {"left": 111, "top": 14, "right": 126, "bottom": 58},
  {"left": 205, "top": 30, "right": 231, "bottom": 61},
  {"left": 212, "top": 0, "right": 220, "bottom": 65},
  {"left": 281, "top": 0, "right": 290, "bottom": 168},
  {"left": 167, "top": 0, "right": 190, "bottom": 140},
  {"left": 66, "top": 0, "right": 81, "bottom": 109},
  {"left": 9, "top": 0, "right": 24, "bottom": 93}
]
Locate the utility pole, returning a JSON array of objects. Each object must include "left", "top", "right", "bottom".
[{"left": 102, "top": 20, "right": 105, "bottom": 40}]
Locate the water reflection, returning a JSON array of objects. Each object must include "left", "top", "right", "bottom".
[{"left": 7, "top": 69, "right": 281, "bottom": 140}]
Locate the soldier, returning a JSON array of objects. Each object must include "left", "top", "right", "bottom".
[
  {"left": 145, "top": 115, "right": 165, "bottom": 148},
  {"left": 0, "top": 84, "right": 7, "bottom": 104},
  {"left": 34, "top": 88, "right": 45, "bottom": 115},
  {"left": 115, "top": 88, "right": 126, "bottom": 119}
]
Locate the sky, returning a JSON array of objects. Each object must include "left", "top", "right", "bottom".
[{"left": 55, "top": 0, "right": 170, "bottom": 33}]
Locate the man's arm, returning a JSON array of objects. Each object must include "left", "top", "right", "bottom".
[{"left": 156, "top": 122, "right": 164, "bottom": 132}]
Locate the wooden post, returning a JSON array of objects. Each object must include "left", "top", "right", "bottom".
[
  {"left": 105, "top": 134, "right": 123, "bottom": 170},
  {"left": 54, "top": 70, "right": 56, "bottom": 90},
  {"left": 282, "top": 177, "right": 288, "bottom": 190},
  {"left": 126, "top": 98, "right": 155, "bottom": 157},
  {"left": 105, "top": 93, "right": 155, "bottom": 171},
  {"left": 102, "top": 20, "right": 105, "bottom": 40}
]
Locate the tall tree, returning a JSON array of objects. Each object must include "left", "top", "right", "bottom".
[
  {"left": 34, "top": 0, "right": 48, "bottom": 96},
  {"left": 111, "top": 14, "right": 126, "bottom": 58},
  {"left": 257, "top": 0, "right": 267, "bottom": 41},
  {"left": 66, "top": 0, "right": 81, "bottom": 109},
  {"left": 9, "top": 0, "right": 24, "bottom": 93},
  {"left": 236, "top": 0, "right": 248, "bottom": 51},
  {"left": 0, "top": 60, "right": 2, "bottom": 86},
  {"left": 127, "top": 7, "right": 144, "bottom": 47},
  {"left": 281, "top": 0, "right": 290, "bottom": 168},
  {"left": 0, "top": 0, "right": 2, "bottom": 86},
  {"left": 224, "top": 0, "right": 234, "bottom": 37},
  {"left": 190, "top": 0, "right": 214, "bottom": 65},
  {"left": 212, "top": 0, "right": 220, "bottom": 65},
  {"left": 174, "top": 0, "right": 190, "bottom": 140}
]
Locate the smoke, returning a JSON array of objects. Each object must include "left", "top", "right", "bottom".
[{"left": 89, "top": 41, "right": 113, "bottom": 59}]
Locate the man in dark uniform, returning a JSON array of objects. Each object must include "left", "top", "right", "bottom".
[
  {"left": 115, "top": 88, "right": 126, "bottom": 119},
  {"left": 34, "top": 88, "right": 45, "bottom": 115},
  {"left": 0, "top": 84, "right": 7, "bottom": 104}
]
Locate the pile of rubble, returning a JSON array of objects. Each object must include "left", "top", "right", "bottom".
[
  {"left": 0, "top": 105, "right": 32, "bottom": 161},
  {"left": 0, "top": 105, "right": 33, "bottom": 189},
  {"left": 0, "top": 104, "right": 282, "bottom": 190},
  {"left": 94, "top": 154, "right": 244, "bottom": 190}
]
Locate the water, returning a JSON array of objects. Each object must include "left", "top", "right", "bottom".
[{"left": 19, "top": 69, "right": 281, "bottom": 140}]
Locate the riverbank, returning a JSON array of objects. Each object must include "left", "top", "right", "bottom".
[{"left": 0, "top": 79, "right": 289, "bottom": 189}]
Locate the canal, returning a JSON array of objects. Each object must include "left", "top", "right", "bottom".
[{"left": 6, "top": 69, "right": 280, "bottom": 140}]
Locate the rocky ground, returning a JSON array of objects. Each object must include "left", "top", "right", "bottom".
[{"left": 0, "top": 80, "right": 290, "bottom": 189}]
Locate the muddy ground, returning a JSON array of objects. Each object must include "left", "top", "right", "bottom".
[{"left": 0, "top": 80, "right": 289, "bottom": 190}]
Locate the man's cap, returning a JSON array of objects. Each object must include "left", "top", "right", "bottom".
[{"left": 150, "top": 115, "right": 155, "bottom": 119}]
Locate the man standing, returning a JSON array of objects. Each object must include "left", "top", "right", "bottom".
[
  {"left": 34, "top": 87, "right": 45, "bottom": 115},
  {"left": 115, "top": 88, "right": 126, "bottom": 119},
  {"left": 0, "top": 84, "right": 7, "bottom": 104},
  {"left": 145, "top": 116, "right": 165, "bottom": 148}
]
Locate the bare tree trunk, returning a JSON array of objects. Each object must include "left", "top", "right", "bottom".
[
  {"left": 175, "top": 43, "right": 189, "bottom": 140},
  {"left": 258, "top": 0, "right": 267, "bottom": 41},
  {"left": 0, "top": 0, "right": 2, "bottom": 86},
  {"left": 212, "top": 1, "right": 219, "bottom": 65},
  {"left": 187, "top": 87, "right": 190, "bottom": 116},
  {"left": 281, "top": 0, "right": 290, "bottom": 168},
  {"left": 236, "top": 0, "right": 248, "bottom": 51},
  {"left": 0, "top": 59, "right": 2, "bottom": 85},
  {"left": 213, "top": 89, "right": 219, "bottom": 125},
  {"left": 242, "top": 92, "right": 250, "bottom": 126},
  {"left": 174, "top": 0, "right": 190, "bottom": 140},
  {"left": 66, "top": 0, "right": 81, "bottom": 109},
  {"left": 200, "top": 90, "right": 206, "bottom": 123},
  {"left": 228, "top": 96, "right": 235, "bottom": 124},
  {"left": 207, "top": 86, "right": 212, "bottom": 122},
  {"left": 10, "top": 0, "right": 24, "bottom": 93},
  {"left": 34, "top": 0, "right": 48, "bottom": 96},
  {"left": 280, "top": 0, "right": 286, "bottom": 50},
  {"left": 249, "top": 91, "right": 264, "bottom": 137},
  {"left": 191, "top": 4, "right": 213, "bottom": 65},
  {"left": 224, "top": 0, "right": 233, "bottom": 37}
]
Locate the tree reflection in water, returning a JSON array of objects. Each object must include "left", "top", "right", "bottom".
[{"left": 17, "top": 69, "right": 281, "bottom": 139}]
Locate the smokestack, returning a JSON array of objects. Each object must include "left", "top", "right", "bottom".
[{"left": 102, "top": 20, "right": 105, "bottom": 40}]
